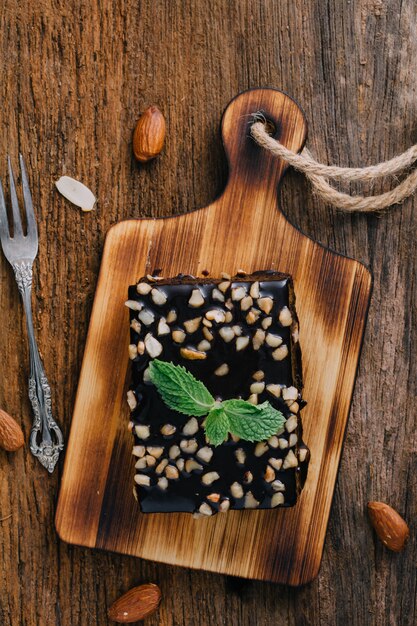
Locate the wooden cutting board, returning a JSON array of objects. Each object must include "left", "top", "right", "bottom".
[{"left": 55, "top": 88, "right": 372, "bottom": 586}]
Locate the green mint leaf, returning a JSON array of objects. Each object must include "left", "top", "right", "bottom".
[
  {"left": 222, "top": 399, "right": 285, "bottom": 442},
  {"left": 149, "top": 359, "right": 216, "bottom": 416},
  {"left": 205, "top": 407, "right": 230, "bottom": 446}
]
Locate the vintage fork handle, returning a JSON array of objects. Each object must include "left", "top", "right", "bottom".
[{"left": 12, "top": 261, "right": 64, "bottom": 473}]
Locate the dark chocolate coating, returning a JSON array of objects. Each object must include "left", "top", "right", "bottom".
[{"left": 127, "top": 271, "right": 309, "bottom": 515}]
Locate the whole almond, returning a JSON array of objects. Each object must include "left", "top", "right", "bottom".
[
  {"left": 133, "top": 106, "right": 166, "bottom": 162},
  {"left": 0, "top": 408, "right": 24, "bottom": 452},
  {"left": 108, "top": 583, "right": 161, "bottom": 623},
  {"left": 367, "top": 501, "right": 409, "bottom": 552}
]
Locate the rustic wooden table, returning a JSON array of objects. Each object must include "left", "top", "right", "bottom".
[{"left": 0, "top": 1, "right": 415, "bottom": 625}]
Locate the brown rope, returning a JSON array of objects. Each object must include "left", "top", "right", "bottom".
[{"left": 251, "top": 119, "right": 417, "bottom": 213}]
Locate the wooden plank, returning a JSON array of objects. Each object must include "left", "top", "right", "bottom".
[{"left": 55, "top": 88, "right": 372, "bottom": 585}]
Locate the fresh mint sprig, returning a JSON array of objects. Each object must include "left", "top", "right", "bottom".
[{"left": 148, "top": 359, "right": 285, "bottom": 446}]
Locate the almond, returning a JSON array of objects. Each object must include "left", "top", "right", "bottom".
[
  {"left": 133, "top": 106, "right": 166, "bottom": 162},
  {"left": 108, "top": 583, "right": 161, "bottom": 623},
  {"left": 367, "top": 501, "right": 409, "bottom": 552},
  {"left": 0, "top": 409, "right": 24, "bottom": 452}
]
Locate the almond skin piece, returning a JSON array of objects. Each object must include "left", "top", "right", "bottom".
[
  {"left": 0, "top": 409, "right": 24, "bottom": 452},
  {"left": 133, "top": 106, "right": 166, "bottom": 162},
  {"left": 367, "top": 501, "right": 409, "bottom": 552},
  {"left": 108, "top": 583, "right": 161, "bottom": 623}
]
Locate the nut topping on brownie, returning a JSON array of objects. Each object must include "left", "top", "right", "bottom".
[{"left": 126, "top": 271, "right": 309, "bottom": 515}]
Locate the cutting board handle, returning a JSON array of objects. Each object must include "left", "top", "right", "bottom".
[{"left": 220, "top": 88, "right": 307, "bottom": 209}]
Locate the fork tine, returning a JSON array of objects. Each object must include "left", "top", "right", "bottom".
[
  {"left": 19, "top": 154, "right": 38, "bottom": 240},
  {"left": 0, "top": 176, "right": 11, "bottom": 241},
  {"left": 7, "top": 156, "right": 23, "bottom": 237}
]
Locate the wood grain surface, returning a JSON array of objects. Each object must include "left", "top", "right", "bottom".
[
  {"left": 55, "top": 87, "right": 371, "bottom": 586},
  {"left": 0, "top": 1, "right": 416, "bottom": 624}
]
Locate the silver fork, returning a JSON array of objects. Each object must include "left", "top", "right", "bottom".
[{"left": 0, "top": 155, "right": 64, "bottom": 472}]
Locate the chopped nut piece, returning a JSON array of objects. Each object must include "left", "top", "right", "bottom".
[
  {"left": 130, "top": 319, "right": 141, "bottom": 334},
  {"left": 289, "top": 402, "right": 300, "bottom": 414},
  {"left": 266, "top": 333, "right": 283, "bottom": 348},
  {"left": 285, "top": 415, "right": 298, "bottom": 433},
  {"left": 289, "top": 433, "right": 298, "bottom": 447},
  {"left": 157, "top": 477, "right": 168, "bottom": 490},
  {"left": 279, "top": 306, "right": 293, "bottom": 326},
  {"left": 219, "top": 499, "right": 230, "bottom": 512},
  {"left": 189, "top": 288, "right": 205, "bottom": 307},
  {"left": 250, "top": 281, "right": 260, "bottom": 298},
  {"left": 292, "top": 325, "right": 300, "bottom": 343},
  {"left": 252, "top": 329, "right": 265, "bottom": 350},
  {"left": 183, "top": 417, "right": 199, "bottom": 436},
  {"left": 147, "top": 446, "right": 164, "bottom": 459},
  {"left": 243, "top": 471, "right": 253, "bottom": 483},
  {"left": 230, "top": 482, "right": 244, "bottom": 499},
  {"left": 165, "top": 464, "right": 179, "bottom": 479},
  {"left": 202, "top": 318, "right": 212, "bottom": 327},
  {"left": 266, "top": 384, "right": 281, "bottom": 398},
  {"left": 283, "top": 449, "right": 298, "bottom": 469},
  {"left": 151, "top": 288, "right": 167, "bottom": 305},
  {"left": 254, "top": 441, "right": 268, "bottom": 457},
  {"left": 232, "top": 325, "right": 242, "bottom": 336},
  {"left": 248, "top": 394, "right": 258, "bottom": 405},
  {"left": 137, "top": 282, "right": 152, "bottom": 295},
  {"left": 134, "top": 474, "right": 151, "bottom": 487},
  {"left": 268, "top": 435, "right": 279, "bottom": 448},
  {"left": 207, "top": 493, "right": 221, "bottom": 503},
  {"left": 240, "top": 295, "right": 253, "bottom": 311},
  {"left": 218, "top": 280, "right": 230, "bottom": 293},
  {"left": 299, "top": 448, "right": 309, "bottom": 462},
  {"left": 134, "top": 457, "right": 147, "bottom": 469},
  {"left": 219, "top": 327, "right": 235, "bottom": 342},
  {"left": 258, "top": 297, "right": 273, "bottom": 314},
  {"left": 138, "top": 309, "right": 155, "bottom": 326},
  {"left": 157, "top": 318, "right": 170, "bottom": 335},
  {"left": 135, "top": 424, "right": 150, "bottom": 440},
  {"left": 155, "top": 459, "right": 169, "bottom": 474},
  {"left": 246, "top": 311, "right": 256, "bottom": 324},
  {"left": 244, "top": 492, "right": 259, "bottom": 508},
  {"left": 199, "top": 502, "right": 213, "bottom": 516},
  {"left": 225, "top": 311, "right": 233, "bottom": 323},
  {"left": 180, "top": 347, "right": 207, "bottom": 360},
  {"left": 127, "top": 390, "right": 137, "bottom": 410},
  {"left": 201, "top": 471, "right": 220, "bottom": 485},
  {"left": 203, "top": 327, "right": 214, "bottom": 341},
  {"left": 172, "top": 329, "right": 186, "bottom": 343},
  {"left": 197, "top": 340, "right": 211, "bottom": 351},
  {"left": 235, "top": 448, "right": 246, "bottom": 464},
  {"left": 132, "top": 445, "right": 146, "bottom": 457},
  {"left": 169, "top": 445, "right": 180, "bottom": 459},
  {"left": 236, "top": 336, "right": 250, "bottom": 351},
  {"left": 252, "top": 370, "right": 265, "bottom": 381},
  {"left": 221, "top": 272, "right": 231, "bottom": 280},
  {"left": 279, "top": 437, "right": 289, "bottom": 449},
  {"left": 128, "top": 344, "right": 138, "bottom": 360},
  {"left": 144, "top": 333, "right": 163, "bottom": 358},
  {"left": 206, "top": 309, "right": 226, "bottom": 323},
  {"left": 180, "top": 438, "right": 198, "bottom": 454},
  {"left": 137, "top": 341, "right": 145, "bottom": 355},
  {"left": 269, "top": 457, "right": 283, "bottom": 470},
  {"left": 282, "top": 386, "right": 298, "bottom": 401},
  {"left": 185, "top": 459, "right": 203, "bottom": 472},
  {"left": 196, "top": 446, "right": 213, "bottom": 463},
  {"left": 271, "top": 492, "right": 285, "bottom": 507},
  {"left": 176, "top": 458, "right": 185, "bottom": 471},
  {"left": 125, "top": 299, "right": 143, "bottom": 311},
  {"left": 214, "top": 363, "right": 229, "bottom": 376},
  {"left": 230, "top": 433, "right": 240, "bottom": 443},
  {"left": 142, "top": 366, "right": 151, "bottom": 382},
  {"left": 264, "top": 465, "right": 275, "bottom": 482},
  {"left": 232, "top": 286, "right": 246, "bottom": 301},
  {"left": 261, "top": 316, "right": 272, "bottom": 329},
  {"left": 250, "top": 381, "right": 265, "bottom": 394},
  {"left": 184, "top": 317, "right": 202, "bottom": 333},
  {"left": 271, "top": 479, "right": 285, "bottom": 492},
  {"left": 145, "top": 455, "right": 156, "bottom": 467},
  {"left": 212, "top": 288, "right": 225, "bottom": 302},
  {"left": 272, "top": 345, "right": 289, "bottom": 361},
  {"left": 160, "top": 423, "right": 176, "bottom": 436},
  {"left": 166, "top": 309, "right": 177, "bottom": 323}
]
